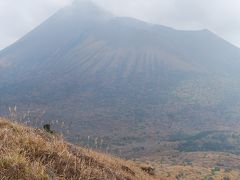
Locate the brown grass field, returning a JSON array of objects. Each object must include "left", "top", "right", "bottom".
[
  {"left": 0, "top": 118, "right": 158, "bottom": 180},
  {"left": 1, "top": 117, "right": 240, "bottom": 180}
]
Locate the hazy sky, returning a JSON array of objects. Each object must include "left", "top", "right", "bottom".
[{"left": 1, "top": 0, "right": 240, "bottom": 50}]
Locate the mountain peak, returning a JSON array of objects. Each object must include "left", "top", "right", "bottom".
[
  {"left": 72, "top": 0, "right": 95, "bottom": 6},
  {"left": 64, "top": 0, "right": 113, "bottom": 21}
]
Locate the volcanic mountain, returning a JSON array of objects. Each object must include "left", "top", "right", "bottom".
[{"left": 1, "top": 1, "right": 240, "bottom": 157}]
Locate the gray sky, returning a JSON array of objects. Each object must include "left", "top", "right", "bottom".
[{"left": 1, "top": 0, "right": 240, "bottom": 50}]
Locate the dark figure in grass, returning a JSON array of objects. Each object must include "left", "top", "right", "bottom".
[{"left": 43, "top": 124, "right": 54, "bottom": 134}]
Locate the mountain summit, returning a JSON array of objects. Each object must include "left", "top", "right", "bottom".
[{"left": 1, "top": 2, "right": 240, "bottom": 157}]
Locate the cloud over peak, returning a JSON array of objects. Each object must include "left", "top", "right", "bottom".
[{"left": 0, "top": 0, "right": 240, "bottom": 50}]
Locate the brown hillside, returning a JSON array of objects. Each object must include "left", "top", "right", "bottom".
[
  {"left": 1, "top": 118, "right": 240, "bottom": 180},
  {"left": 0, "top": 118, "right": 158, "bottom": 180}
]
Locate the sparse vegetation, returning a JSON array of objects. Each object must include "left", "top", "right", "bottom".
[
  {"left": 0, "top": 118, "right": 157, "bottom": 179},
  {"left": 170, "top": 131, "right": 240, "bottom": 154}
]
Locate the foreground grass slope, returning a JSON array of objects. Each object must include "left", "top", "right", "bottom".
[
  {"left": 2, "top": 117, "right": 240, "bottom": 180},
  {"left": 0, "top": 118, "right": 157, "bottom": 180}
]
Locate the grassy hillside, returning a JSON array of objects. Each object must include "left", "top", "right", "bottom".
[
  {"left": 0, "top": 118, "right": 156, "bottom": 180},
  {"left": 1, "top": 118, "right": 240, "bottom": 179}
]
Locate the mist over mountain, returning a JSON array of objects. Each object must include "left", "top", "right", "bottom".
[{"left": 1, "top": 1, "right": 240, "bottom": 157}]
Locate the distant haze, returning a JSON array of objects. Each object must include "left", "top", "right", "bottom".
[
  {"left": 0, "top": 0, "right": 240, "bottom": 50},
  {"left": 1, "top": 0, "right": 240, "bottom": 157}
]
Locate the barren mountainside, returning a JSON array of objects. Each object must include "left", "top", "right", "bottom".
[{"left": 1, "top": 1, "right": 240, "bottom": 159}]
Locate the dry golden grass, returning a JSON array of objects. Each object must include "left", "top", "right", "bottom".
[
  {"left": 3, "top": 117, "right": 240, "bottom": 180},
  {"left": 0, "top": 118, "right": 158, "bottom": 180}
]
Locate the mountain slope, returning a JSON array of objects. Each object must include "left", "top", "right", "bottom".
[
  {"left": 1, "top": 1, "right": 240, "bottom": 158},
  {"left": 1, "top": 118, "right": 240, "bottom": 180},
  {"left": 0, "top": 118, "right": 157, "bottom": 179}
]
